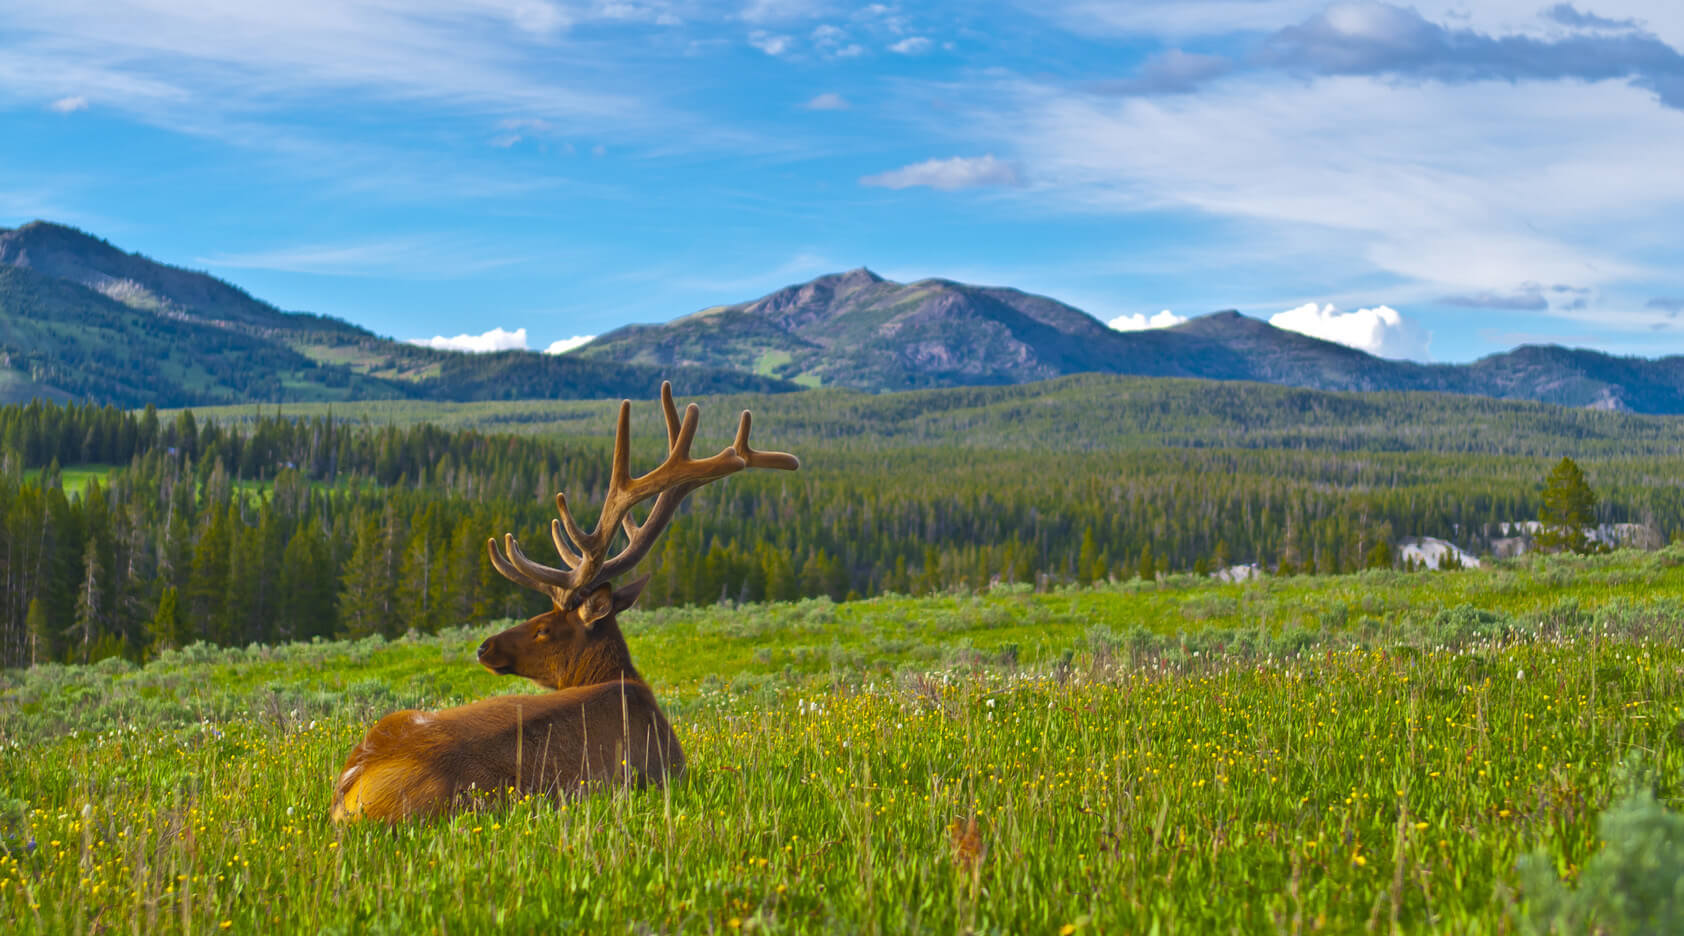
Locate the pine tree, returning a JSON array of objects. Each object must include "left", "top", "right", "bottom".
[
  {"left": 73, "top": 538, "right": 105, "bottom": 663},
  {"left": 1077, "top": 527, "right": 1097, "bottom": 586},
  {"left": 149, "top": 586, "right": 183, "bottom": 656},
  {"left": 339, "top": 515, "right": 391, "bottom": 638},
  {"left": 1537, "top": 456, "right": 1600, "bottom": 555},
  {"left": 26, "top": 597, "right": 50, "bottom": 666}
]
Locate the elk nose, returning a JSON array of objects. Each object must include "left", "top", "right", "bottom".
[{"left": 476, "top": 639, "right": 492, "bottom": 660}]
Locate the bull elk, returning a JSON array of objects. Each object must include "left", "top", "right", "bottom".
[{"left": 331, "top": 383, "right": 799, "bottom": 821}]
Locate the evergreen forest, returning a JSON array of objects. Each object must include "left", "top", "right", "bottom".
[{"left": 5, "top": 376, "right": 1684, "bottom": 668}]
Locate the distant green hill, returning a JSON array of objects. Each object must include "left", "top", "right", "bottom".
[
  {"left": 176, "top": 372, "right": 1684, "bottom": 459},
  {"left": 9, "top": 220, "right": 1684, "bottom": 412},
  {"left": 0, "top": 221, "right": 796, "bottom": 407}
]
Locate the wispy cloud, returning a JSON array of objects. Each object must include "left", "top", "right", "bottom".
[
  {"left": 1649, "top": 296, "right": 1684, "bottom": 314},
  {"left": 861, "top": 154, "right": 1022, "bottom": 191},
  {"left": 1072, "top": 2, "right": 1684, "bottom": 109},
  {"left": 1108, "top": 309, "right": 1187, "bottom": 330},
  {"left": 749, "top": 31, "right": 795, "bottom": 56},
  {"left": 1542, "top": 4, "right": 1642, "bottom": 32},
  {"left": 1439, "top": 286, "right": 1549, "bottom": 310},
  {"left": 407, "top": 326, "right": 528, "bottom": 353},
  {"left": 49, "top": 95, "right": 88, "bottom": 113},
  {"left": 805, "top": 92, "right": 850, "bottom": 110},
  {"left": 1270, "top": 302, "right": 1431, "bottom": 360},
  {"left": 1258, "top": 3, "right": 1684, "bottom": 109},
  {"left": 888, "top": 36, "right": 931, "bottom": 54},
  {"left": 1091, "top": 50, "right": 1231, "bottom": 95},
  {"left": 198, "top": 237, "right": 520, "bottom": 277},
  {"left": 545, "top": 334, "right": 596, "bottom": 354},
  {"left": 945, "top": 69, "right": 1681, "bottom": 324}
]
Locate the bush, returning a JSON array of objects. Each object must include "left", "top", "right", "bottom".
[{"left": 1519, "top": 754, "right": 1684, "bottom": 935}]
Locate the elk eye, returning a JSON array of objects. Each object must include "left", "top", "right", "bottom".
[{"left": 532, "top": 628, "right": 549, "bottom": 642}]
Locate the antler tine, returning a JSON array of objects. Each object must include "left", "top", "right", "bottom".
[
  {"left": 502, "top": 533, "right": 579, "bottom": 589},
  {"left": 548, "top": 518, "right": 582, "bottom": 570},
  {"left": 660, "top": 380, "right": 681, "bottom": 448},
  {"left": 553, "top": 492, "right": 590, "bottom": 566},
  {"left": 487, "top": 537, "right": 549, "bottom": 592},
  {"left": 610, "top": 400, "right": 633, "bottom": 487},
  {"left": 733, "top": 410, "right": 802, "bottom": 471},
  {"left": 487, "top": 534, "right": 576, "bottom": 604}
]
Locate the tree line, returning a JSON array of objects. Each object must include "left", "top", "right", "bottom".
[{"left": 3, "top": 400, "right": 1682, "bottom": 667}]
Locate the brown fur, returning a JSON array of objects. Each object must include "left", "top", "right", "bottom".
[{"left": 331, "top": 578, "right": 684, "bottom": 822}]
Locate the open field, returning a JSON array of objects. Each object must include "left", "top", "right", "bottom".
[{"left": 5, "top": 549, "right": 1684, "bottom": 932}]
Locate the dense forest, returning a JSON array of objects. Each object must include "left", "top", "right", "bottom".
[{"left": 3, "top": 394, "right": 1683, "bottom": 667}]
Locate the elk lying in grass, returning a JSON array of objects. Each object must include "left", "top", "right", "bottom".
[{"left": 331, "top": 383, "right": 798, "bottom": 821}]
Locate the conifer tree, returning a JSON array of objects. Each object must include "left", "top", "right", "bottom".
[{"left": 1537, "top": 457, "right": 1600, "bottom": 555}]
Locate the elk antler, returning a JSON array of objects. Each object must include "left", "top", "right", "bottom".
[{"left": 487, "top": 382, "right": 800, "bottom": 608}]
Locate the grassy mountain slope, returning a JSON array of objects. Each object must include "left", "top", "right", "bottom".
[
  {"left": 0, "top": 222, "right": 798, "bottom": 407},
  {"left": 583, "top": 272, "right": 1684, "bottom": 411},
  {"left": 0, "top": 264, "right": 396, "bottom": 406}
]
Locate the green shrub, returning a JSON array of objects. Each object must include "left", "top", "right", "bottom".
[{"left": 1520, "top": 755, "right": 1684, "bottom": 935}]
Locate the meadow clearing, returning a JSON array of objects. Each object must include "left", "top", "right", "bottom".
[{"left": 4, "top": 548, "right": 1684, "bottom": 933}]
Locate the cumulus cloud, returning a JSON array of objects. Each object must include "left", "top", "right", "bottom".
[
  {"left": 545, "top": 334, "right": 596, "bottom": 354},
  {"left": 860, "top": 154, "right": 1022, "bottom": 191},
  {"left": 805, "top": 92, "right": 850, "bottom": 110},
  {"left": 1269, "top": 303, "right": 1431, "bottom": 360},
  {"left": 407, "top": 327, "right": 528, "bottom": 353},
  {"left": 889, "top": 36, "right": 932, "bottom": 54},
  {"left": 1108, "top": 309, "right": 1188, "bottom": 331},
  {"left": 49, "top": 96, "right": 88, "bottom": 113}
]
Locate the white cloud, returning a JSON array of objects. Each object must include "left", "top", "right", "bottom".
[
  {"left": 805, "top": 92, "right": 849, "bottom": 110},
  {"left": 407, "top": 326, "right": 528, "bottom": 353},
  {"left": 1108, "top": 309, "right": 1187, "bottom": 331},
  {"left": 0, "top": 1, "right": 679, "bottom": 169},
  {"left": 888, "top": 36, "right": 931, "bottom": 54},
  {"left": 1269, "top": 303, "right": 1431, "bottom": 360},
  {"left": 198, "top": 237, "right": 519, "bottom": 277},
  {"left": 861, "top": 154, "right": 1022, "bottom": 191},
  {"left": 955, "top": 73, "right": 1684, "bottom": 325},
  {"left": 749, "top": 31, "right": 794, "bottom": 55},
  {"left": 49, "top": 95, "right": 88, "bottom": 113},
  {"left": 545, "top": 334, "right": 596, "bottom": 354}
]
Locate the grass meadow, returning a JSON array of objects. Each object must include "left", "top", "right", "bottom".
[{"left": 5, "top": 548, "right": 1684, "bottom": 933}]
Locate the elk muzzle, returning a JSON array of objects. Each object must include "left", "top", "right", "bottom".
[{"left": 477, "top": 635, "right": 515, "bottom": 675}]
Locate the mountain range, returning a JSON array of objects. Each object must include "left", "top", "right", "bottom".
[
  {"left": 5, "top": 220, "right": 1684, "bottom": 412},
  {"left": 582, "top": 267, "right": 1684, "bottom": 411},
  {"left": 0, "top": 222, "right": 794, "bottom": 408}
]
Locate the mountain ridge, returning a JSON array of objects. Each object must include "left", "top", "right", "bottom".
[
  {"left": 5, "top": 220, "right": 1684, "bottom": 412},
  {"left": 581, "top": 269, "right": 1684, "bottom": 411},
  {"left": 0, "top": 221, "right": 798, "bottom": 407}
]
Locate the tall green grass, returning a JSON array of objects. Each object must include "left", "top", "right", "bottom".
[{"left": 4, "top": 550, "right": 1684, "bottom": 932}]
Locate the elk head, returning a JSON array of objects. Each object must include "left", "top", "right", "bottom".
[{"left": 478, "top": 382, "right": 799, "bottom": 690}]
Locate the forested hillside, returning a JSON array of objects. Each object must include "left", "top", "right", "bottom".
[
  {"left": 5, "top": 386, "right": 1683, "bottom": 668},
  {"left": 0, "top": 221, "right": 798, "bottom": 407}
]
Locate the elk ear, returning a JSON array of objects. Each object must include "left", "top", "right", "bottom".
[
  {"left": 578, "top": 583, "right": 616, "bottom": 629},
  {"left": 612, "top": 574, "right": 652, "bottom": 612}
]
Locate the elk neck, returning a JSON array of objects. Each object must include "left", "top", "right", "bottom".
[{"left": 548, "top": 616, "right": 644, "bottom": 690}]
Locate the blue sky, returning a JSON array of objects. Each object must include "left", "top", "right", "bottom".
[{"left": 4, "top": 1, "right": 1683, "bottom": 362}]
